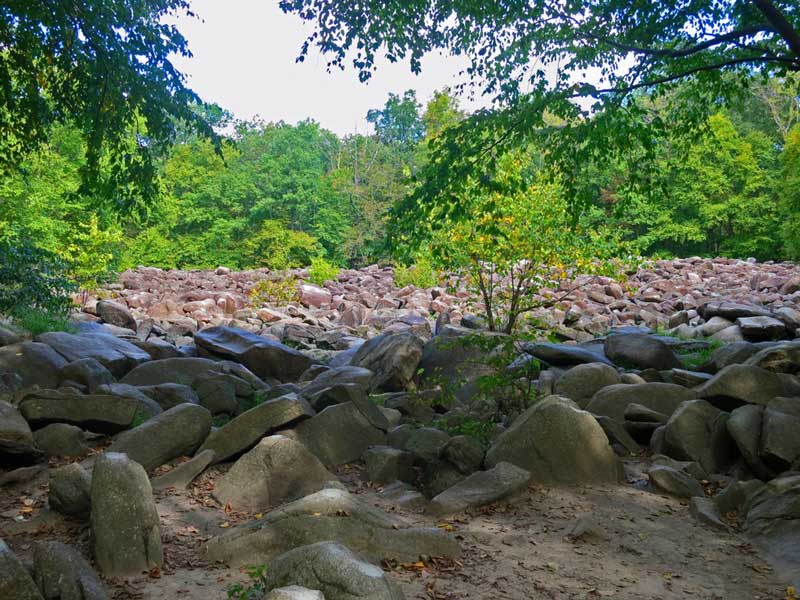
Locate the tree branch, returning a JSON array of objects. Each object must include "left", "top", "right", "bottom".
[{"left": 751, "top": 0, "right": 800, "bottom": 59}]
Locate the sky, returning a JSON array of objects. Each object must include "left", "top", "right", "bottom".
[{"left": 171, "top": 0, "right": 483, "bottom": 136}]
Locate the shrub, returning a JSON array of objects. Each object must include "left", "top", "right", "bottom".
[
  {"left": 0, "top": 239, "right": 76, "bottom": 318},
  {"left": 11, "top": 306, "right": 75, "bottom": 336},
  {"left": 307, "top": 256, "right": 340, "bottom": 285},
  {"left": 394, "top": 254, "right": 438, "bottom": 288},
  {"left": 227, "top": 565, "right": 269, "bottom": 600},
  {"left": 248, "top": 273, "right": 299, "bottom": 306}
]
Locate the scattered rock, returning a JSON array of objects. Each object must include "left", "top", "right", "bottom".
[
  {"left": 350, "top": 332, "right": 423, "bottom": 392},
  {"left": 0, "top": 538, "right": 43, "bottom": 600},
  {"left": 663, "top": 399, "right": 737, "bottom": 474},
  {"left": 604, "top": 333, "right": 680, "bottom": 370},
  {"left": 32, "top": 423, "right": 89, "bottom": 457},
  {"left": 648, "top": 465, "right": 705, "bottom": 498},
  {"left": 427, "top": 462, "right": 530, "bottom": 516},
  {"left": 151, "top": 449, "right": 217, "bottom": 490},
  {"left": 32, "top": 541, "right": 108, "bottom": 600}
]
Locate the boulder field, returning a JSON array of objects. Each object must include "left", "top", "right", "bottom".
[{"left": 0, "top": 257, "right": 799, "bottom": 598}]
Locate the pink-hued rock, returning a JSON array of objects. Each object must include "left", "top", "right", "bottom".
[{"left": 298, "top": 284, "right": 332, "bottom": 308}]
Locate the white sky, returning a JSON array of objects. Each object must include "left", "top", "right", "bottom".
[{"left": 171, "top": 0, "right": 484, "bottom": 136}]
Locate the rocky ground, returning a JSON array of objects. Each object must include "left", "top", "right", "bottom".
[{"left": 2, "top": 258, "right": 800, "bottom": 600}]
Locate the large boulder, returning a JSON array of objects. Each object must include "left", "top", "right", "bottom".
[
  {"left": 647, "top": 465, "right": 705, "bottom": 498},
  {"left": 484, "top": 396, "right": 620, "bottom": 484},
  {"left": 744, "top": 343, "right": 800, "bottom": 374},
  {"left": 0, "top": 400, "right": 43, "bottom": 467},
  {"left": 32, "top": 423, "right": 89, "bottom": 457},
  {"left": 735, "top": 316, "right": 786, "bottom": 341},
  {"left": 585, "top": 383, "right": 696, "bottom": 423},
  {"left": 553, "top": 362, "right": 621, "bottom": 406},
  {"left": 49, "top": 463, "right": 92, "bottom": 520},
  {"left": 300, "top": 366, "right": 374, "bottom": 399},
  {"left": 264, "top": 542, "right": 404, "bottom": 600},
  {"left": 0, "top": 538, "right": 43, "bottom": 600},
  {"left": 727, "top": 404, "right": 770, "bottom": 479},
  {"left": 107, "top": 403, "right": 212, "bottom": 470},
  {"left": 121, "top": 357, "right": 266, "bottom": 392},
  {"left": 700, "top": 301, "right": 773, "bottom": 321},
  {"left": 90, "top": 453, "right": 162, "bottom": 577},
  {"left": 522, "top": 342, "right": 613, "bottom": 367},
  {"left": 417, "top": 326, "right": 502, "bottom": 390},
  {"left": 195, "top": 326, "right": 313, "bottom": 382},
  {"left": 349, "top": 332, "right": 423, "bottom": 392},
  {"left": 60, "top": 358, "right": 115, "bottom": 392},
  {"left": 213, "top": 435, "right": 336, "bottom": 512},
  {"left": 18, "top": 389, "right": 142, "bottom": 433},
  {"left": 760, "top": 397, "right": 800, "bottom": 472},
  {"left": 427, "top": 462, "right": 530, "bottom": 516},
  {"left": 204, "top": 488, "right": 459, "bottom": 566},
  {"left": 0, "top": 341, "right": 67, "bottom": 389},
  {"left": 697, "top": 364, "right": 800, "bottom": 409},
  {"left": 663, "top": 399, "right": 736, "bottom": 474},
  {"left": 32, "top": 541, "right": 107, "bottom": 600},
  {"left": 291, "top": 402, "right": 386, "bottom": 466},
  {"left": 197, "top": 394, "right": 315, "bottom": 463},
  {"left": 604, "top": 333, "right": 680, "bottom": 370},
  {"left": 36, "top": 332, "right": 150, "bottom": 377},
  {"left": 96, "top": 300, "right": 137, "bottom": 331}
]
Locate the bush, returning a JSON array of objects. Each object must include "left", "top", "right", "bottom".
[
  {"left": 227, "top": 565, "right": 269, "bottom": 600},
  {"left": 394, "top": 254, "right": 438, "bottom": 288},
  {"left": 0, "top": 239, "right": 76, "bottom": 318},
  {"left": 248, "top": 273, "right": 299, "bottom": 306},
  {"left": 307, "top": 256, "right": 340, "bottom": 285},
  {"left": 11, "top": 306, "right": 75, "bottom": 336}
]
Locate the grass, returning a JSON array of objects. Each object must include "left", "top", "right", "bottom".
[
  {"left": 675, "top": 341, "right": 724, "bottom": 370},
  {"left": 12, "top": 306, "right": 75, "bottom": 336}
]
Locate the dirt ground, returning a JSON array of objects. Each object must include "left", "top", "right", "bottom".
[{"left": 0, "top": 455, "right": 792, "bottom": 600}]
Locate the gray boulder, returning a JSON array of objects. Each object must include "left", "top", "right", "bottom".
[
  {"left": 663, "top": 399, "right": 736, "bottom": 474},
  {"left": 0, "top": 400, "right": 44, "bottom": 467},
  {"left": 49, "top": 463, "right": 92, "bottom": 520},
  {"left": 362, "top": 446, "right": 415, "bottom": 484},
  {"left": 213, "top": 435, "right": 336, "bottom": 512},
  {"left": 300, "top": 366, "right": 374, "bottom": 398},
  {"left": 427, "top": 462, "right": 530, "bottom": 516},
  {"left": 195, "top": 326, "right": 313, "bottom": 382},
  {"left": 727, "top": 405, "right": 770, "bottom": 479},
  {"left": 96, "top": 300, "right": 136, "bottom": 331},
  {"left": 522, "top": 342, "right": 612, "bottom": 367},
  {"left": 553, "top": 363, "right": 621, "bottom": 406},
  {"left": 291, "top": 402, "right": 386, "bottom": 466},
  {"left": 264, "top": 542, "right": 404, "bottom": 600},
  {"left": 442, "top": 435, "right": 485, "bottom": 475},
  {"left": 36, "top": 332, "right": 150, "bottom": 377},
  {"left": 107, "top": 403, "right": 212, "bottom": 470},
  {"left": 736, "top": 316, "right": 786, "bottom": 341},
  {"left": 585, "top": 382, "right": 696, "bottom": 423},
  {"left": 133, "top": 383, "right": 200, "bottom": 411},
  {"left": 265, "top": 587, "right": 325, "bottom": 600},
  {"left": 204, "top": 488, "right": 459, "bottom": 566},
  {"left": 485, "top": 396, "right": 619, "bottom": 484},
  {"left": 60, "top": 358, "right": 115, "bottom": 392},
  {"left": 648, "top": 465, "right": 705, "bottom": 498},
  {"left": 0, "top": 538, "right": 43, "bottom": 600},
  {"left": 404, "top": 427, "right": 449, "bottom": 463},
  {"left": 697, "top": 364, "right": 800, "bottom": 409},
  {"left": 33, "top": 423, "right": 89, "bottom": 457},
  {"left": 701, "top": 301, "right": 773, "bottom": 321},
  {"left": 32, "top": 541, "right": 107, "bottom": 600},
  {"left": 18, "top": 389, "right": 141, "bottom": 433},
  {"left": 121, "top": 357, "right": 266, "bottom": 392},
  {"left": 604, "top": 333, "right": 680, "bottom": 370},
  {"left": 761, "top": 397, "right": 800, "bottom": 471},
  {"left": 350, "top": 332, "right": 423, "bottom": 392},
  {"left": 745, "top": 343, "right": 800, "bottom": 374},
  {"left": 706, "top": 342, "right": 761, "bottom": 372},
  {"left": 151, "top": 449, "right": 216, "bottom": 491},
  {"left": 90, "top": 453, "right": 162, "bottom": 576},
  {"left": 197, "top": 394, "right": 314, "bottom": 464},
  {"left": 0, "top": 342, "right": 67, "bottom": 389}
]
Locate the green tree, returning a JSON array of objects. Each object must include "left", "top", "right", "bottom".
[
  {"left": 366, "top": 90, "right": 425, "bottom": 150},
  {"left": 0, "top": 1, "right": 218, "bottom": 207},
  {"left": 780, "top": 123, "right": 800, "bottom": 258},
  {"left": 422, "top": 88, "right": 463, "bottom": 140}
]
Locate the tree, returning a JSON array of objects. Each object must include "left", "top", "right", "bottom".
[
  {"left": 281, "top": 0, "right": 800, "bottom": 218},
  {"left": 422, "top": 88, "right": 463, "bottom": 140},
  {"left": 366, "top": 90, "right": 425, "bottom": 150},
  {"left": 779, "top": 123, "right": 800, "bottom": 258},
  {"left": 0, "top": 1, "right": 217, "bottom": 208}
]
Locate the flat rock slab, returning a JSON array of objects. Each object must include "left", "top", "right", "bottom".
[
  {"left": 204, "top": 488, "right": 460, "bottom": 566},
  {"left": 0, "top": 342, "right": 67, "bottom": 389},
  {"left": 586, "top": 382, "right": 697, "bottom": 423},
  {"left": 18, "top": 390, "right": 140, "bottom": 433},
  {"left": 427, "top": 462, "right": 530, "bottom": 516},
  {"left": 522, "top": 342, "right": 613, "bottom": 367},
  {"left": 152, "top": 450, "right": 217, "bottom": 490},
  {"left": 36, "top": 332, "right": 150, "bottom": 377}
]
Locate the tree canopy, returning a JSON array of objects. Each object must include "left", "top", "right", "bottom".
[{"left": 0, "top": 0, "right": 217, "bottom": 209}]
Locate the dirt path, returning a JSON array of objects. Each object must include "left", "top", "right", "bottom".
[{"left": 0, "top": 458, "right": 791, "bottom": 600}]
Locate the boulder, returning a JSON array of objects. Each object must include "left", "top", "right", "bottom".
[
  {"left": 300, "top": 366, "right": 374, "bottom": 399},
  {"left": 18, "top": 389, "right": 141, "bottom": 433},
  {"left": 727, "top": 405, "right": 769, "bottom": 479},
  {"left": 49, "top": 463, "right": 92, "bottom": 520},
  {"left": 744, "top": 343, "right": 800, "bottom": 374},
  {"left": 648, "top": 465, "right": 705, "bottom": 498},
  {"left": 0, "top": 400, "right": 44, "bottom": 467},
  {"left": 663, "top": 399, "right": 737, "bottom": 474},
  {"left": 760, "top": 397, "right": 800, "bottom": 471},
  {"left": 198, "top": 394, "right": 315, "bottom": 463},
  {"left": 107, "top": 403, "right": 212, "bottom": 470},
  {"left": 0, "top": 538, "right": 43, "bottom": 600},
  {"left": 90, "top": 453, "right": 162, "bottom": 577},
  {"left": 427, "top": 462, "right": 530, "bottom": 516},
  {"left": 304, "top": 383, "right": 389, "bottom": 430},
  {"left": 151, "top": 449, "right": 216, "bottom": 491},
  {"left": 60, "top": 358, "right": 115, "bottom": 392},
  {"left": 553, "top": 363, "right": 621, "bottom": 406},
  {"left": 350, "top": 332, "right": 423, "bottom": 392},
  {"left": 522, "top": 342, "right": 613, "bottom": 367},
  {"left": 735, "top": 316, "right": 786, "bottom": 341},
  {"left": 485, "top": 396, "right": 619, "bottom": 484},
  {"left": 204, "top": 488, "right": 459, "bottom": 566},
  {"left": 705, "top": 341, "right": 762, "bottom": 372},
  {"left": 195, "top": 326, "right": 313, "bottom": 382},
  {"left": 96, "top": 300, "right": 137, "bottom": 331},
  {"left": 265, "top": 587, "right": 325, "bottom": 600},
  {"left": 697, "top": 364, "right": 800, "bottom": 409},
  {"left": 404, "top": 427, "right": 450, "bottom": 463},
  {"left": 32, "top": 423, "right": 89, "bottom": 457},
  {"left": 362, "top": 446, "right": 415, "bottom": 484},
  {"left": 586, "top": 383, "right": 696, "bottom": 423},
  {"left": 701, "top": 301, "right": 773, "bottom": 321},
  {"left": 291, "top": 402, "right": 386, "bottom": 466},
  {"left": 214, "top": 435, "right": 336, "bottom": 512},
  {"left": 32, "top": 541, "right": 107, "bottom": 600},
  {"left": 121, "top": 357, "right": 266, "bottom": 393},
  {"left": 442, "top": 435, "right": 485, "bottom": 475},
  {"left": 264, "top": 542, "right": 404, "bottom": 600},
  {"left": 36, "top": 332, "right": 150, "bottom": 377},
  {"left": 135, "top": 383, "right": 200, "bottom": 410},
  {"left": 0, "top": 341, "right": 67, "bottom": 389},
  {"left": 604, "top": 333, "right": 680, "bottom": 370},
  {"left": 417, "top": 326, "right": 501, "bottom": 389}
]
